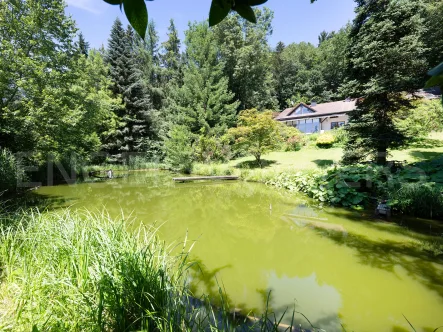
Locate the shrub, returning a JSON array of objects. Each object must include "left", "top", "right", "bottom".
[
  {"left": 316, "top": 133, "right": 335, "bottom": 148},
  {"left": 268, "top": 164, "right": 390, "bottom": 207},
  {"left": 278, "top": 125, "right": 305, "bottom": 151},
  {"left": 194, "top": 134, "right": 231, "bottom": 163},
  {"left": 164, "top": 125, "right": 195, "bottom": 174},
  {"left": 332, "top": 127, "right": 349, "bottom": 147},
  {"left": 0, "top": 148, "right": 26, "bottom": 193}
]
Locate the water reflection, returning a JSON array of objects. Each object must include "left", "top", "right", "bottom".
[
  {"left": 267, "top": 272, "right": 342, "bottom": 331},
  {"left": 32, "top": 171, "right": 443, "bottom": 331}
]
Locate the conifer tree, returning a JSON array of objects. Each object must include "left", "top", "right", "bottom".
[
  {"left": 168, "top": 22, "right": 239, "bottom": 135},
  {"left": 161, "top": 19, "right": 182, "bottom": 84},
  {"left": 78, "top": 32, "right": 90, "bottom": 57},
  {"left": 342, "top": 0, "right": 428, "bottom": 165},
  {"left": 105, "top": 19, "right": 154, "bottom": 159}
]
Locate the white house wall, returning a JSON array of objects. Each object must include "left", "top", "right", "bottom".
[{"left": 320, "top": 115, "right": 349, "bottom": 132}]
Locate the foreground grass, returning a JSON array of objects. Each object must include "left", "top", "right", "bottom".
[
  {"left": 0, "top": 210, "right": 308, "bottom": 332},
  {"left": 0, "top": 210, "right": 193, "bottom": 331}
]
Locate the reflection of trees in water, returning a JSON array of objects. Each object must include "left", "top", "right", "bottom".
[
  {"left": 58, "top": 172, "right": 314, "bottom": 244},
  {"left": 313, "top": 227, "right": 443, "bottom": 299}
]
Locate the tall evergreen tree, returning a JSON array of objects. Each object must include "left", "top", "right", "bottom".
[
  {"left": 168, "top": 22, "right": 239, "bottom": 135},
  {"left": 105, "top": 19, "right": 154, "bottom": 159},
  {"left": 342, "top": 0, "right": 429, "bottom": 165},
  {"left": 161, "top": 19, "right": 182, "bottom": 84},
  {"left": 78, "top": 32, "right": 90, "bottom": 57},
  {"left": 138, "top": 21, "right": 163, "bottom": 111},
  {"left": 272, "top": 41, "right": 287, "bottom": 109}
]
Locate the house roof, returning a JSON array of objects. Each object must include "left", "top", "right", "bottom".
[{"left": 275, "top": 99, "right": 358, "bottom": 121}]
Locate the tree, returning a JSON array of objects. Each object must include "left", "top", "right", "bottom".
[
  {"left": 228, "top": 109, "right": 281, "bottom": 166},
  {"left": 213, "top": 8, "right": 277, "bottom": 110},
  {"left": 272, "top": 41, "right": 287, "bottom": 109},
  {"left": 396, "top": 99, "right": 443, "bottom": 138},
  {"left": 161, "top": 19, "right": 182, "bottom": 84},
  {"left": 0, "top": 0, "right": 117, "bottom": 166},
  {"left": 342, "top": 0, "right": 429, "bottom": 165},
  {"left": 164, "top": 125, "right": 195, "bottom": 174},
  {"left": 317, "top": 30, "right": 335, "bottom": 46},
  {"left": 274, "top": 42, "right": 326, "bottom": 107},
  {"left": 168, "top": 22, "right": 239, "bottom": 136},
  {"left": 78, "top": 32, "right": 90, "bottom": 57},
  {"left": 105, "top": 20, "right": 155, "bottom": 159},
  {"left": 318, "top": 25, "right": 350, "bottom": 99}
]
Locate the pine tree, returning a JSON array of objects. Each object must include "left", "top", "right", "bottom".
[
  {"left": 272, "top": 41, "right": 286, "bottom": 109},
  {"left": 161, "top": 19, "right": 182, "bottom": 84},
  {"left": 168, "top": 22, "right": 239, "bottom": 135},
  {"left": 78, "top": 32, "right": 90, "bottom": 57},
  {"left": 342, "top": 0, "right": 429, "bottom": 165}
]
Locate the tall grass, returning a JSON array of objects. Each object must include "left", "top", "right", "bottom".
[
  {"left": 389, "top": 183, "right": 443, "bottom": 219},
  {"left": 0, "top": 210, "right": 307, "bottom": 331},
  {"left": 0, "top": 210, "right": 198, "bottom": 331}
]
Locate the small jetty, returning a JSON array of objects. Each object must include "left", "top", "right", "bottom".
[{"left": 173, "top": 176, "right": 238, "bottom": 182}]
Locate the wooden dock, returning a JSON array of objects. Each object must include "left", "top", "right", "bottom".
[{"left": 173, "top": 176, "right": 238, "bottom": 182}]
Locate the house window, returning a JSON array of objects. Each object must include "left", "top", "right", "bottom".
[
  {"left": 293, "top": 105, "right": 314, "bottom": 115},
  {"left": 331, "top": 121, "right": 345, "bottom": 129},
  {"left": 297, "top": 118, "right": 320, "bottom": 134}
]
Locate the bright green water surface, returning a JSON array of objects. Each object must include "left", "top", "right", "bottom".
[{"left": 34, "top": 171, "right": 443, "bottom": 332}]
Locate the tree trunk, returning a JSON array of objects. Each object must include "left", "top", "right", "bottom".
[
  {"left": 256, "top": 154, "right": 262, "bottom": 168},
  {"left": 376, "top": 149, "right": 387, "bottom": 165}
]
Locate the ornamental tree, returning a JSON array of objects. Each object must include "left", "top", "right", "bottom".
[{"left": 228, "top": 109, "right": 281, "bottom": 166}]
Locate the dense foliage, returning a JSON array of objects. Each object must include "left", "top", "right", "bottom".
[
  {"left": 228, "top": 109, "right": 282, "bottom": 166},
  {"left": 2, "top": 0, "right": 442, "bottom": 183},
  {"left": 342, "top": 0, "right": 442, "bottom": 165}
]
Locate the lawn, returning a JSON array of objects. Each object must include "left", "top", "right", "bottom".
[{"left": 225, "top": 145, "right": 443, "bottom": 173}]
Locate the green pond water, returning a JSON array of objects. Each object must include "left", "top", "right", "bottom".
[{"left": 33, "top": 171, "right": 443, "bottom": 332}]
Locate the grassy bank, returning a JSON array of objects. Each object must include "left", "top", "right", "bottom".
[{"left": 0, "top": 209, "right": 304, "bottom": 331}]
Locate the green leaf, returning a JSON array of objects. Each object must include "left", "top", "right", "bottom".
[
  {"left": 429, "top": 62, "right": 443, "bottom": 77},
  {"left": 247, "top": 0, "right": 268, "bottom": 5},
  {"left": 234, "top": 3, "right": 257, "bottom": 23},
  {"left": 209, "top": 0, "right": 231, "bottom": 27},
  {"left": 103, "top": 0, "right": 122, "bottom": 4},
  {"left": 123, "top": 0, "right": 148, "bottom": 39},
  {"left": 425, "top": 75, "right": 443, "bottom": 88}
]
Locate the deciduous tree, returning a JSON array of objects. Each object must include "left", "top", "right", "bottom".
[{"left": 228, "top": 109, "right": 281, "bottom": 166}]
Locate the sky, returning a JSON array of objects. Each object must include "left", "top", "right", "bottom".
[{"left": 66, "top": 0, "right": 357, "bottom": 50}]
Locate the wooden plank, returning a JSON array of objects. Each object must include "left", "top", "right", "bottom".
[{"left": 173, "top": 176, "right": 238, "bottom": 182}]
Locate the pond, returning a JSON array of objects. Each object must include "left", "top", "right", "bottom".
[{"left": 33, "top": 171, "right": 443, "bottom": 331}]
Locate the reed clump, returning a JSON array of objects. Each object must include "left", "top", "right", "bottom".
[{"left": 0, "top": 210, "right": 205, "bottom": 331}]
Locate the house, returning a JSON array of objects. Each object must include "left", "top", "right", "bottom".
[{"left": 275, "top": 99, "right": 357, "bottom": 134}]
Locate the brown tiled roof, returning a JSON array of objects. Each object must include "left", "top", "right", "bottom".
[{"left": 275, "top": 99, "right": 358, "bottom": 121}]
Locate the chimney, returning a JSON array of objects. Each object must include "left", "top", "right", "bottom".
[{"left": 311, "top": 101, "right": 317, "bottom": 107}]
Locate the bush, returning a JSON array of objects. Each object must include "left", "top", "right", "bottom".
[
  {"left": 0, "top": 148, "right": 26, "bottom": 193},
  {"left": 389, "top": 182, "right": 443, "bottom": 219},
  {"left": 278, "top": 125, "right": 305, "bottom": 151},
  {"left": 316, "top": 133, "right": 336, "bottom": 148},
  {"left": 268, "top": 164, "right": 390, "bottom": 207},
  {"left": 332, "top": 127, "right": 348, "bottom": 147},
  {"left": 164, "top": 125, "right": 195, "bottom": 174},
  {"left": 194, "top": 134, "right": 231, "bottom": 163}
]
